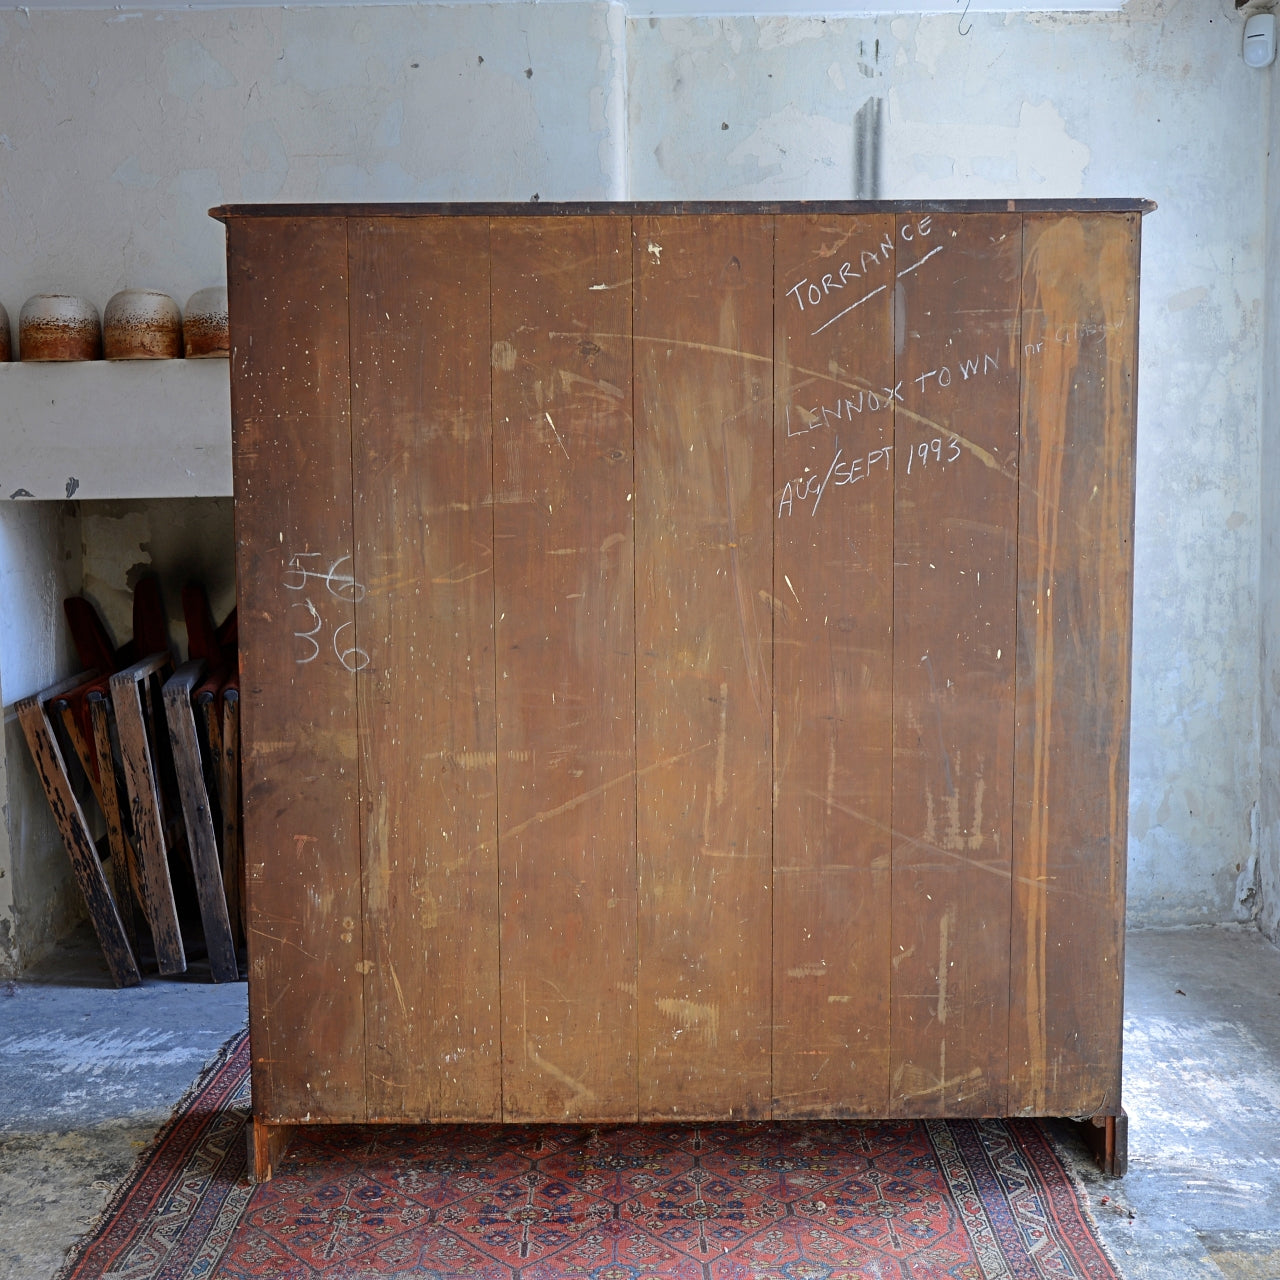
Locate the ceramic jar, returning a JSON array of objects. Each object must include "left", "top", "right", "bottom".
[
  {"left": 183, "top": 286, "right": 229, "bottom": 359},
  {"left": 0, "top": 301, "right": 10, "bottom": 362},
  {"left": 103, "top": 288, "right": 183, "bottom": 360},
  {"left": 19, "top": 294, "right": 102, "bottom": 361}
]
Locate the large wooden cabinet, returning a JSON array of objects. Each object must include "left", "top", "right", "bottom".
[{"left": 217, "top": 201, "right": 1145, "bottom": 1149}]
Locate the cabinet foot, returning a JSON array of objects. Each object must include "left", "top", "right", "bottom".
[
  {"left": 248, "top": 1118, "right": 295, "bottom": 1183},
  {"left": 1071, "top": 1108, "right": 1127, "bottom": 1177}
]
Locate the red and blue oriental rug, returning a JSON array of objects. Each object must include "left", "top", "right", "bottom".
[{"left": 56, "top": 1031, "right": 1121, "bottom": 1279}]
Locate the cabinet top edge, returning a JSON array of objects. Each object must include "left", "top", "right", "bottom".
[{"left": 210, "top": 198, "right": 1156, "bottom": 223}]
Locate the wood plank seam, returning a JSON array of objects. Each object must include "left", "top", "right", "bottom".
[
  {"left": 341, "top": 216, "right": 373, "bottom": 1125},
  {"left": 889, "top": 212, "right": 901, "bottom": 1118},
  {"left": 487, "top": 215, "right": 506, "bottom": 1124},
  {"left": 1005, "top": 213, "right": 1028, "bottom": 1123}
]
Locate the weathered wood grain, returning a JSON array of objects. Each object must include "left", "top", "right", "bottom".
[
  {"left": 17, "top": 676, "right": 140, "bottom": 988},
  {"left": 163, "top": 660, "right": 238, "bottom": 983},
  {"left": 87, "top": 688, "right": 142, "bottom": 958},
  {"left": 1008, "top": 212, "right": 1139, "bottom": 1117},
  {"left": 227, "top": 215, "right": 365, "bottom": 1122},
  {"left": 634, "top": 214, "right": 774, "bottom": 1119},
  {"left": 772, "top": 213, "right": 896, "bottom": 1117},
  {"left": 349, "top": 215, "right": 501, "bottom": 1122},
  {"left": 224, "top": 205, "right": 1141, "bottom": 1131},
  {"left": 490, "top": 216, "right": 638, "bottom": 1121},
  {"left": 219, "top": 684, "right": 245, "bottom": 948},
  {"left": 110, "top": 654, "right": 185, "bottom": 976},
  {"left": 889, "top": 212, "right": 1021, "bottom": 1117}
]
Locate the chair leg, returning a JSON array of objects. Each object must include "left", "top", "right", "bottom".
[
  {"left": 111, "top": 655, "right": 186, "bottom": 976},
  {"left": 163, "top": 661, "right": 238, "bottom": 982},
  {"left": 87, "top": 691, "right": 147, "bottom": 960},
  {"left": 16, "top": 680, "right": 140, "bottom": 988}
]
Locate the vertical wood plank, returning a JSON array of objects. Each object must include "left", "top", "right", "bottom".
[
  {"left": 772, "top": 214, "right": 895, "bottom": 1117},
  {"left": 634, "top": 214, "right": 774, "bottom": 1120},
  {"left": 890, "top": 212, "right": 1021, "bottom": 1117},
  {"left": 110, "top": 656, "right": 185, "bottom": 976},
  {"left": 87, "top": 689, "right": 143, "bottom": 958},
  {"left": 16, "top": 684, "right": 140, "bottom": 988},
  {"left": 218, "top": 685, "right": 245, "bottom": 946},
  {"left": 491, "top": 216, "right": 637, "bottom": 1121},
  {"left": 163, "top": 662, "right": 239, "bottom": 983},
  {"left": 1009, "top": 213, "right": 1139, "bottom": 1117},
  {"left": 227, "top": 215, "right": 365, "bottom": 1123},
  {"left": 348, "top": 216, "right": 501, "bottom": 1122}
]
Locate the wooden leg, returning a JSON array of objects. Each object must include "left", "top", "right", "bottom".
[
  {"left": 84, "top": 692, "right": 145, "bottom": 959},
  {"left": 16, "top": 686, "right": 140, "bottom": 988},
  {"left": 87, "top": 696, "right": 146, "bottom": 936},
  {"left": 199, "top": 684, "right": 244, "bottom": 951},
  {"left": 163, "top": 662, "right": 238, "bottom": 982},
  {"left": 53, "top": 690, "right": 143, "bottom": 960},
  {"left": 1075, "top": 1108, "right": 1128, "bottom": 1177},
  {"left": 248, "top": 1117, "right": 295, "bottom": 1183},
  {"left": 111, "top": 656, "right": 186, "bottom": 976}
]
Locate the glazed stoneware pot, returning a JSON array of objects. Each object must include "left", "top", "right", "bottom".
[
  {"left": 183, "top": 286, "right": 229, "bottom": 359},
  {"left": 19, "top": 294, "right": 102, "bottom": 361},
  {"left": 103, "top": 288, "right": 183, "bottom": 360}
]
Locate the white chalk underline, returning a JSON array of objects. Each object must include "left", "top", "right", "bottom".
[
  {"left": 807, "top": 245, "right": 947, "bottom": 337},
  {"left": 895, "top": 244, "right": 946, "bottom": 279},
  {"left": 810, "top": 285, "right": 887, "bottom": 336}
]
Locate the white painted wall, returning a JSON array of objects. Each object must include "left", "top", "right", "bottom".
[
  {"left": 0, "top": 2, "right": 627, "bottom": 311},
  {"left": 1257, "top": 57, "right": 1279, "bottom": 944},
  {"left": 0, "top": 504, "right": 86, "bottom": 973},
  {"left": 0, "top": 497, "right": 237, "bottom": 975},
  {"left": 0, "top": 0, "right": 1271, "bottom": 969},
  {"left": 0, "top": 0, "right": 628, "bottom": 974},
  {"left": 628, "top": 1, "right": 1268, "bottom": 925}
]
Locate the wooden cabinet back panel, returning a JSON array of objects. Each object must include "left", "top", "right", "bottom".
[{"left": 225, "top": 206, "right": 1139, "bottom": 1125}]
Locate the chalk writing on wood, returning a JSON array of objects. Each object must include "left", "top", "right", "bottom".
[
  {"left": 284, "top": 552, "right": 370, "bottom": 672},
  {"left": 777, "top": 434, "right": 963, "bottom": 519},
  {"left": 785, "top": 349, "right": 998, "bottom": 441},
  {"left": 1024, "top": 316, "right": 1125, "bottom": 357},
  {"left": 912, "top": 351, "right": 1001, "bottom": 395},
  {"left": 784, "top": 217, "right": 938, "bottom": 337}
]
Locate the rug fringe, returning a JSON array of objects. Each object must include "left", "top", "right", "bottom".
[
  {"left": 50, "top": 1025, "right": 250, "bottom": 1280},
  {"left": 1038, "top": 1119, "right": 1132, "bottom": 1279}
]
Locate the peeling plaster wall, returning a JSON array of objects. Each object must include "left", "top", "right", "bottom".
[
  {"left": 0, "top": 504, "right": 84, "bottom": 977},
  {"left": 0, "top": 499, "right": 235, "bottom": 975},
  {"left": 629, "top": 1, "right": 1266, "bottom": 926},
  {"left": 77, "top": 499, "right": 236, "bottom": 663},
  {"left": 0, "top": 0, "right": 624, "bottom": 962},
  {"left": 0, "top": 1, "right": 626, "bottom": 968},
  {"left": 0, "top": 0, "right": 1269, "bottom": 960},
  {"left": 1259, "top": 64, "right": 1280, "bottom": 943},
  {"left": 0, "top": 2, "right": 626, "bottom": 309}
]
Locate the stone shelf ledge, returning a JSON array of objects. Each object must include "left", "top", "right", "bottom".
[{"left": 0, "top": 361, "right": 231, "bottom": 502}]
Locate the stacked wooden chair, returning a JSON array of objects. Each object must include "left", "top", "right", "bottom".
[{"left": 16, "top": 579, "right": 243, "bottom": 987}]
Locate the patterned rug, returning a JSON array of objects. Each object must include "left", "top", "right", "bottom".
[{"left": 56, "top": 1031, "right": 1121, "bottom": 1279}]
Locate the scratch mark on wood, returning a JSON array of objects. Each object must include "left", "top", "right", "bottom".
[
  {"left": 544, "top": 411, "right": 571, "bottom": 460},
  {"left": 655, "top": 996, "right": 719, "bottom": 1046},
  {"left": 494, "top": 742, "right": 712, "bottom": 846},
  {"left": 250, "top": 927, "right": 320, "bottom": 962},
  {"left": 920, "top": 654, "right": 955, "bottom": 797}
]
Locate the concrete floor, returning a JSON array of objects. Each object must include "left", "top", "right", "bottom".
[
  {"left": 2, "top": 925, "right": 1279, "bottom": 1279},
  {"left": 0, "top": 930, "right": 248, "bottom": 1280}
]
